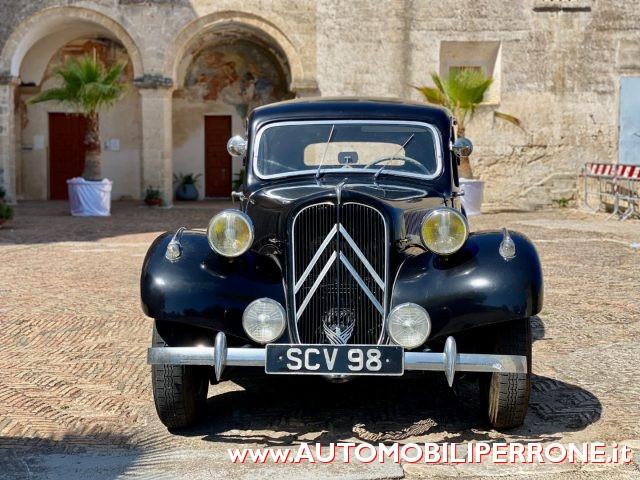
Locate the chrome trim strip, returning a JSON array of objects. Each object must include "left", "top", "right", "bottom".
[
  {"left": 403, "top": 351, "right": 527, "bottom": 374},
  {"left": 294, "top": 224, "right": 338, "bottom": 293},
  {"left": 296, "top": 250, "right": 338, "bottom": 321},
  {"left": 339, "top": 252, "right": 384, "bottom": 314},
  {"left": 148, "top": 346, "right": 527, "bottom": 374},
  {"left": 253, "top": 120, "right": 444, "bottom": 181},
  {"left": 148, "top": 346, "right": 265, "bottom": 366},
  {"left": 339, "top": 224, "right": 384, "bottom": 290}
]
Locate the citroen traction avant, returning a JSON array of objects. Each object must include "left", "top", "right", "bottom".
[{"left": 143, "top": 98, "right": 543, "bottom": 430}]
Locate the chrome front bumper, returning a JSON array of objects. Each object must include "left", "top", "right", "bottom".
[{"left": 147, "top": 333, "right": 527, "bottom": 387}]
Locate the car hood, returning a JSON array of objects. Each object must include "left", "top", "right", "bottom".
[{"left": 245, "top": 176, "right": 446, "bottom": 252}]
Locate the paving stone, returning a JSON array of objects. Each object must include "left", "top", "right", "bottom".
[{"left": 0, "top": 201, "right": 638, "bottom": 479}]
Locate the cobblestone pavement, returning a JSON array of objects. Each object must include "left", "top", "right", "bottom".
[{"left": 0, "top": 201, "right": 638, "bottom": 479}]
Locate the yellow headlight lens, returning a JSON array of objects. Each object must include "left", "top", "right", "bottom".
[
  {"left": 207, "top": 210, "right": 254, "bottom": 257},
  {"left": 420, "top": 208, "right": 468, "bottom": 255}
]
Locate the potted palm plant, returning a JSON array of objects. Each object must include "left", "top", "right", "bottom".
[
  {"left": 31, "top": 55, "right": 125, "bottom": 216},
  {"left": 415, "top": 69, "right": 520, "bottom": 215}
]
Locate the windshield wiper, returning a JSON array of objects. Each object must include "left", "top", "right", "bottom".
[
  {"left": 373, "top": 134, "right": 415, "bottom": 183},
  {"left": 315, "top": 124, "right": 335, "bottom": 180}
]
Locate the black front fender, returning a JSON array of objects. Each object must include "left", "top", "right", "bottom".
[
  {"left": 140, "top": 230, "right": 286, "bottom": 342},
  {"left": 391, "top": 230, "right": 543, "bottom": 340}
]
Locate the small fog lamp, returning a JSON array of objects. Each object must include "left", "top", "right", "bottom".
[
  {"left": 242, "top": 298, "right": 287, "bottom": 344},
  {"left": 207, "top": 209, "right": 254, "bottom": 257},
  {"left": 420, "top": 207, "right": 468, "bottom": 255},
  {"left": 387, "top": 303, "right": 431, "bottom": 349}
]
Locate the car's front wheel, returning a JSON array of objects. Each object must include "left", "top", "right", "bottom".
[
  {"left": 151, "top": 322, "right": 210, "bottom": 429},
  {"left": 481, "top": 318, "right": 532, "bottom": 430}
]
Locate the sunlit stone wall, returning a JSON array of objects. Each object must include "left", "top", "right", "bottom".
[{"left": 0, "top": 0, "right": 638, "bottom": 207}]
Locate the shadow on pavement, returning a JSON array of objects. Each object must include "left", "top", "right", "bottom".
[
  {"left": 0, "top": 434, "right": 144, "bottom": 480},
  {"left": 176, "top": 372, "right": 601, "bottom": 446},
  {"left": 175, "top": 317, "right": 601, "bottom": 447}
]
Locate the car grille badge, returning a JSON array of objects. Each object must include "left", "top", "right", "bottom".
[{"left": 322, "top": 308, "right": 356, "bottom": 344}]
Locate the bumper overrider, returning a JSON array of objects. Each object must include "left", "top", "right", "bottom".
[{"left": 147, "top": 332, "right": 527, "bottom": 387}]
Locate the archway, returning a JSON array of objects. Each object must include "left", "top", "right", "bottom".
[
  {"left": 0, "top": 7, "right": 143, "bottom": 79},
  {"left": 165, "top": 11, "right": 309, "bottom": 94},
  {"left": 0, "top": 7, "right": 144, "bottom": 200},
  {"left": 172, "top": 25, "right": 294, "bottom": 199}
]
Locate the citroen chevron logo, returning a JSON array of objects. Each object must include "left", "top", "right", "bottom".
[
  {"left": 322, "top": 309, "right": 356, "bottom": 345},
  {"left": 294, "top": 222, "right": 385, "bottom": 323}
]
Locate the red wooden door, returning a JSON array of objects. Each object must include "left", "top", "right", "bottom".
[
  {"left": 204, "top": 116, "right": 232, "bottom": 198},
  {"left": 49, "top": 113, "right": 88, "bottom": 200}
]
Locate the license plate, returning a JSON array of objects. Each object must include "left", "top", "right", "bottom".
[{"left": 265, "top": 344, "right": 404, "bottom": 375}]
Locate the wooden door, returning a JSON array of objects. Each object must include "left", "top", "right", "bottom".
[
  {"left": 204, "top": 116, "right": 232, "bottom": 198},
  {"left": 49, "top": 113, "right": 88, "bottom": 200}
]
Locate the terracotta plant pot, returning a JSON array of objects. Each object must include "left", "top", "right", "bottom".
[{"left": 145, "top": 198, "right": 162, "bottom": 207}]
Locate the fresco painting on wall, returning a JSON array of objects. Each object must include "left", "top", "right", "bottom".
[{"left": 183, "top": 40, "right": 291, "bottom": 118}]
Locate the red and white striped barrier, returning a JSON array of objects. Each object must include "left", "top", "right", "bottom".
[
  {"left": 586, "top": 163, "right": 640, "bottom": 179},
  {"left": 582, "top": 163, "right": 640, "bottom": 220}
]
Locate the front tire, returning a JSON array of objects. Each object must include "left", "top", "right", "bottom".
[
  {"left": 482, "top": 318, "right": 532, "bottom": 430},
  {"left": 151, "top": 322, "right": 209, "bottom": 429}
]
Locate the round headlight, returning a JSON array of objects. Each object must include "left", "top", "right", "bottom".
[
  {"left": 420, "top": 207, "right": 468, "bottom": 255},
  {"left": 207, "top": 209, "right": 254, "bottom": 257},
  {"left": 242, "top": 298, "right": 287, "bottom": 344},
  {"left": 387, "top": 303, "right": 431, "bottom": 349}
]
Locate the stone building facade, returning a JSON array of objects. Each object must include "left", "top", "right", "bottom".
[{"left": 0, "top": 0, "right": 638, "bottom": 208}]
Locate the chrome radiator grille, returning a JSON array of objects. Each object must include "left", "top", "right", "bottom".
[{"left": 291, "top": 202, "right": 388, "bottom": 344}]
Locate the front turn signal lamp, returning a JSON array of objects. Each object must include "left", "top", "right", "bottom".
[
  {"left": 420, "top": 207, "right": 469, "bottom": 255},
  {"left": 207, "top": 209, "right": 254, "bottom": 257}
]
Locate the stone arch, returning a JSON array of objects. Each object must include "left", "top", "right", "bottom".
[
  {"left": 0, "top": 6, "right": 144, "bottom": 80},
  {"left": 1, "top": 6, "right": 145, "bottom": 202},
  {"left": 165, "top": 11, "right": 310, "bottom": 94}
]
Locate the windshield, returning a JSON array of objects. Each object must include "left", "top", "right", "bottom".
[{"left": 253, "top": 120, "right": 442, "bottom": 179}]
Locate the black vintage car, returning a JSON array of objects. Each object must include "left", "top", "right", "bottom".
[{"left": 143, "top": 98, "right": 543, "bottom": 430}]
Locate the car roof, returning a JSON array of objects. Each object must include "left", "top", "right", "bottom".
[{"left": 249, "top": 97, "right": 452, "bottom": 128}]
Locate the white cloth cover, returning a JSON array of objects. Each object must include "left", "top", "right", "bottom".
[
  {"left": 67, "top": 177, "right": 113, "bottom": 216},
  {"left": 459, "top": 178, "right": 485, "bottom": 216}
]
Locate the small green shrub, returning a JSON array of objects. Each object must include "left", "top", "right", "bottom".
[
  {"left": 145, "top": 186, "right": 162, "bottom": 202},
  {"left": 0, "top": 202, "right": 14, "bottom": 221}
]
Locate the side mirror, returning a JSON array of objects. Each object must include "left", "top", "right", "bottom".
[
  {"left": 452, "top": 137, "right": 473, "bottom": 157},
  {"left": 227, "top": 135, "right": 248, "bottom": 157}
]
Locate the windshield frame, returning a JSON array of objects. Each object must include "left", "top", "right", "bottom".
[{"left": 252, "top": 119, "right": 444, "bottom": 181}]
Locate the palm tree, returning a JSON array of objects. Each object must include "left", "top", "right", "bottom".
[
  {"left": 415, "top": 69, "right": 520, "bottom": 178},
  {"left": 31, "top": 55, "right": 126, "bottom": 181}
]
